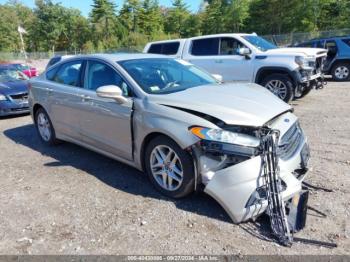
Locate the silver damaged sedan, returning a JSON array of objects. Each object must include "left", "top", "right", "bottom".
[{"left": 29, "top": 54, "right": 310, "bottom": 227}]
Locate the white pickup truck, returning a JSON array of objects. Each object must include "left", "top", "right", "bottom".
[{"left": 144, "top": 33, "right": 327, "bottom": 102}]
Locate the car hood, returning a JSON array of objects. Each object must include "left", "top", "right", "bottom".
[
  {"left": 0, "top": 81, "right": 29, "bottom": 95},
  {"left": 147, "top": 83, "right": 292, "bottom": 127},
  {"left": 265, "top": 47, "right": 327, "bottom": 57}
]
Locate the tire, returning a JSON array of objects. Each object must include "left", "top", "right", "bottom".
[
  {"left": 144, "top": 135, "right": 195, "bottom": 198},
  {"left": 294, "top": 85, "right": 312, "bottom": 99},
  {"left": 331, "top": 62, "right": 350, "bottom": 81},
  {"left": 35, "top": 108, "right": 60, "bottom": 146},
  {"left": 261, "top": 74, "right": 294, "bottom": 103}
]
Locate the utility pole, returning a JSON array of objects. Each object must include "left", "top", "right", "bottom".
[{"left": 18, "top": 25, "right": 28, "bottom": 60}]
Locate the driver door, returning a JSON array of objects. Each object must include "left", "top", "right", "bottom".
[{"left": 78, "top": 59, "right": 134, "bottom": 161}]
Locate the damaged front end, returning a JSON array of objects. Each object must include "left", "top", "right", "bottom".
[{"left": 190, "top": 113, "right": 310, "bottom": 246}]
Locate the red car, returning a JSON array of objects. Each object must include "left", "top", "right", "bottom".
[{"left": 7, "top": 63, "right": 38, "bottom": 78}]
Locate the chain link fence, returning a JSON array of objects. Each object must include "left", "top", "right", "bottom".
[
  {"left": 1, "top": 28, "right": 350, "bottom": 62},
  {"left": 263, "top": 28, "right": 350, "bottom": 47}
]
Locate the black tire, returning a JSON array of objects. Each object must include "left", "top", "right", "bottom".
[
  {"left": 331, "top": 62, "right": 350, "bottom": 81},
  {"left": 35, "top": 108, "right": 60, "bottom": 146},
  {"left": 261, "top": 74, "right": 294, "bottom": 103},
  {"left": 294, "top": 85, "right": 313, "bottom": 99},
  {"left": 144, "top": 135, "right": 195, "bottom": 198}
]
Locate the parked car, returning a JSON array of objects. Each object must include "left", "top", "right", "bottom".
[
  {"left": 295, "top": 36, "right": 350, "bottom": 81},
  {"left": 46, "top": 55, "right": 75, "bottom": 70},
  {"left": 8, "top": 63, "right": 38, "bottom": 78},
  {"left": 0, "top": 66, "right": 30, "bottom": 116},
  {"left": 29, "top": 54, "right": 310, "bottom": 234},
  {"left": 144, "top": 33, "right": 327, "bottom": 102}
]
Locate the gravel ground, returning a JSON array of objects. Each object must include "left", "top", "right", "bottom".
[{"left": 0, "top": 81, "right": 349, "bottom": 255}]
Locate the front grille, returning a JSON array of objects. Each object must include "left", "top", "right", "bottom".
[
  {"left": 278, "top": 122, "right": 303, "bottom": 160},
  {"left": 10, "top": 93, "right": 28, "bottom": 103}
]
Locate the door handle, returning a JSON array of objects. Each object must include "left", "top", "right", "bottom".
[
  {"left": 45, "top": 87, "right": 53, "bottom": 92},
  {"left": 80, "top": 94, "right": 91, "bottom": 101},
  {"left": 215, "top": 59, "right": 223, "bottom": 63}
]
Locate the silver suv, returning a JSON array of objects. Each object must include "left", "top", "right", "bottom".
[{"left": 29, "top": 54, "right": 310, "bottom": 236}]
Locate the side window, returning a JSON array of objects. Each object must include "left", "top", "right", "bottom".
[
  {"left": 46, "top": 66, "right": 59, "bottom": 81},
  {"left": 315, "top": 40, "right": 325, "bottom": 48},
  {"left": 325, "top": 40, "right": 338, "bottom": 55},
  {"left": 148, "top": 44, "right": 162, "bottom": 54},
  {"left": 53, "top": 61, "right": 83, "bottom": 87},
  {"left": 191, "top": 38, "right": 220, "bottom": 56},
  {"left": 86, "top": 61, "right": 131, "bottom": 96},
  {"left": 342, "top": 38, "right": 350, "bottom": 47},
  {"left": 148, "top": 42, "right": 180, "bottom": 55},
  {"left": 161, "top": 42, "right": 180, "bottom": 55},
  {"left": 220, "top": 37, "right": 246, "bottom": 55}
]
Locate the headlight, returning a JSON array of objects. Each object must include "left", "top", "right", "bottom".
[
  {"left": 295, "top": 56, "right": 314, "bottom": 70},
  {"left": 190, "top": 127, "right": 260, "bottom": 147},
  {"left": 0, "top": 94, "right": 7, "bottom": 101}
]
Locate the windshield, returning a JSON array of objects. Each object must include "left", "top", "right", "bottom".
[
  {"left": 14, "top": 64, "right": 30, "bottom": 70},
  {"left": 0, "top": 68, "right": 29, "bottom": 82},
  {"left": 118, "top": 58, "right": 217, "bottom": 94},
  {"left": 243, "top": 35, "right": 277, "bottom": 51}
]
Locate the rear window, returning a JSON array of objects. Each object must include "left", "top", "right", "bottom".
[
  {"left": 191, "top": 38, "right": 219, "bottom": 56},
  {"left": 148, "top": 42, "right": 180, "bottom": 55},
  {"left": 342, "top": 39, "right": 350, "bottom": 47}
]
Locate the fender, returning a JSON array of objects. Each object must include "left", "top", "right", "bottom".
[{"left": 255, "top": 66, "right": 299, "bottom": 87}]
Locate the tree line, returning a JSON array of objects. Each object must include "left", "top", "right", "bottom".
[{"left": 1, "top": 0, "right": 349, "bottom": 53}]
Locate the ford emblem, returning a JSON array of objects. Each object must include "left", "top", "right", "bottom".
[{"left": 284, "top": 119, "right": 290, "bottom": 123}]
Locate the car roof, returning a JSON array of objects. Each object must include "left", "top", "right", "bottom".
[
  {"left": 147, "top": 33, "right": 255, "bottom": 45},
  {"left": 307, "top": 35, "right": 350, "bottom": 42},
  {"left": 62, "top": 53, "right": 168, "bottom": 63}
]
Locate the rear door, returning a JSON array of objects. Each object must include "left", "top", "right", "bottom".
[
  {"left": 78, "top": 59, "right": 134, "bottom": 161},
  {"left": 182, "top": 36, "right": 252, "bottom": 81},
  {"left": 45, "top": 59, "right": 85, "bottom": 141}
]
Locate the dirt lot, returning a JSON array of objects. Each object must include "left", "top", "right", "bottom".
[{"left": 0, "top": 81, "right": 349, "bottom": 255}]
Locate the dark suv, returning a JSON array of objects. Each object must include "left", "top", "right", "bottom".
[{"left": 296, "top": 36, "right": 350, "bottom": 81}]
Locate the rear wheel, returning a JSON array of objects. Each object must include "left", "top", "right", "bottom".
[
  {"left": 261, "top": 74, "right": 294, "bottom": 103},
  {"left": 144, "top": 136, "right": 195, "bottom": 198},
  {"left": 35, "top": 108, "right": 59, "bottom": 145},
  {"left": 331, "top": 62, "right": 350, "bottom": 81}
]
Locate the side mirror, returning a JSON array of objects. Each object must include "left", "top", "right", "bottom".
[
  {"left": 96, "top": 85, "right": 128, "bottom": 104},
  {"left": 212, "top": 74, "right": 223, "bottom": 83},
  {"left": 238, "top": 47, "right": 251, "bottom": 58}
]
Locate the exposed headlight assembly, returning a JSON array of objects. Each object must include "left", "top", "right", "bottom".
[
  {"left": 295, "top": 56, "right": 314, "bottom": 70},
  {"left": 0, "top": 94, "right": 7, "bottom": 101},
  {"left": 190, "top": 127, "right": 260, "bottom": 156}
]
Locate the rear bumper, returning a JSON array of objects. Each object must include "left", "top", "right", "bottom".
[{"left": 0, "top": 101, "right": 29, "bottom": 116}]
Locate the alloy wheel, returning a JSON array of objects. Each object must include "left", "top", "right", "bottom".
[
  {"left": 37, "top": 112, "right": 51, "bottom": 142},
  {"left": 334, "top": 66, "right": 349, "bottom": 80},
  {"left": 265, "top": 80, "right": 288, "bottom": 100},
  {"left": 150, "top": 145, "right": 184, "bottom": 191}
]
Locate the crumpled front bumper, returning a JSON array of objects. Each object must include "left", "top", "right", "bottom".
[{"left": 201, "top": 129, "right": 309, "bottom": 224}]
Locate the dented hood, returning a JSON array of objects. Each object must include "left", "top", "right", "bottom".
[{"left": 148, "top": 83, "right": 292, "bottom": 127}]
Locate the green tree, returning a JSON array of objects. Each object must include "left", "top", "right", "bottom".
[
  {"left": 90, "top": 0, "right": 124, "bottom": 50},
  {"left": 119, "top": 0, "right": 141, "bottom": 33},
  {"left": 138, "top": 0, "right": 164, "bottom": 38},
  {"left": 164, "top": 0, "right": 190, "bottom": 37}
]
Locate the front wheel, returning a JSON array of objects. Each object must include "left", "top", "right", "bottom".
[
  {"left": 331, "top": 62, "right": 350, "bottom": 81},
  {"left": 144, "top": 136, "right": 195, "bottom": 198},
  {"left": 261, "top": 74, "right": 294, "bottom": 103},
  {"left": 294, "top": 85, "right": 313, "bottom": 99}
]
